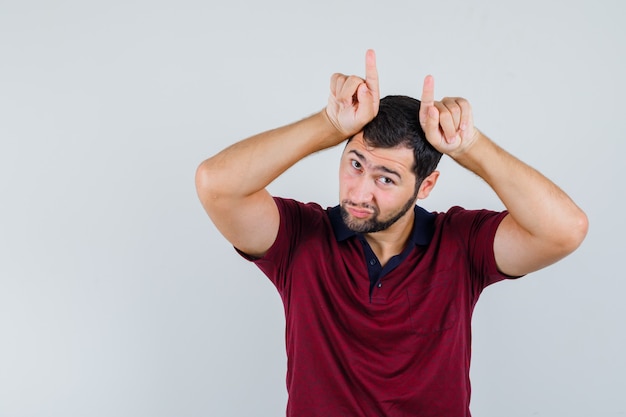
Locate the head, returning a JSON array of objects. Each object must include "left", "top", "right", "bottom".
[{"left": 339, "top": 95, "right": 442, "bottom": 233}]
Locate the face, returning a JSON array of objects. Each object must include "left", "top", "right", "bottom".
[{"left": 339, "top": 133, "right": 427, "bottom": 234}]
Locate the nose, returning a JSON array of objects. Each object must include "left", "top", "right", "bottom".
[{"left": 349, "top": 176, "right": 374, "bottom": 205}]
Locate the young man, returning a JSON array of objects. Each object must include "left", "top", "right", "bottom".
[{"left": 195, "top": 50, "right": 588, "bottom": 416}]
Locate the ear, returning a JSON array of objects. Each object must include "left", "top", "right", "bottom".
[{"left": 417, "top": 170, "right": 440, "bottom": 200}]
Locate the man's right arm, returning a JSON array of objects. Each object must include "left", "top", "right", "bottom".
[
  {"left": 195, "top": 111, "right": 347, "bottom": 258},
  {"left": 195, "top": 50, "right": 380, "bottom": 258}
]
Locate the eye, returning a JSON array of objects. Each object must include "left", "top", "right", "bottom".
[
  {"left": 350, "top": 160, "right": 362, "bottom": 170},
  {"left": 378, "top": 176, "right": 395, "bottom": 186}
]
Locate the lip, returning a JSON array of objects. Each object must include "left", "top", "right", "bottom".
[{"left": 347, "top": 206, "right": 373, "bottom": 219}]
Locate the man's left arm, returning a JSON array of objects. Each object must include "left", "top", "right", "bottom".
[{"left": 419, "top": 75, "right": 588, "bottom": 277}]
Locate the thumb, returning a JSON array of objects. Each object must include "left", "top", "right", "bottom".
[
  {"left": 356, "top": 82, "right": 376, "bottom": 119},
  {"left": 422, "top": 105, "right": 441, "bottom": 138},
  {"left": 356, "top": 83, "right": 370, "bottom": 104}
]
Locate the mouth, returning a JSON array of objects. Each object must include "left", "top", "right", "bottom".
[{"left": 345, "top": 205, "right": 374, "bottom": 219}]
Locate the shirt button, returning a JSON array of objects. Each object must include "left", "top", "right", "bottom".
[
  {"left": 369, "top": 259, "right": 376, "bottom": 265},
  {"left": 377, "top": 283, "right": 382, "bottom": 288}
]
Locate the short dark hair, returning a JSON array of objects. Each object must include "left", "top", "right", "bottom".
[{"left": 362, "top": 95, "right": 442, "bottom": 185}]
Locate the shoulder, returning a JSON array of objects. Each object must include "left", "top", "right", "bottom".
[
  {"left": 434, "top": 205, "right": 507, "bottom": 227},
  {"left": 274, "top": 196, "right": 325, "bottom": 213},
  {"left": 249, "top": 198, "right": 335, "bottom": 277},
  {"left": 273, "top": 197, "right": 328, "bottom": 225},
  {"left": 270, "top": 197, "right": 336, "bottom": 243},
  {"left": 430, "top": 205, "right": 509, "bottom": 246},
  {"left": 429, "top": 206, "right": 514, "bottom": 287}
]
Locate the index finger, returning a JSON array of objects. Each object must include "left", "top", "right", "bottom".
[
  {"left": 419, "top": 74, "right": 435, "bottom": 123},
  {"left": 364, "top": 49, "right": 380, "bottom": 101},
  {"left": 421, "top": 74, "right": 435, "bottom": 106}
]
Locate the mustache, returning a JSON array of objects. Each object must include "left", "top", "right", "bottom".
[{"left": 341, "top": 200, "right": 379, "bottom": 213}]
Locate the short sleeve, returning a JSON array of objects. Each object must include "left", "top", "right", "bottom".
[
  {"left": 236, "top": 197, "right": 326, "bottom": 294},
  {"left": 441, "top": 206, "right": 514, "bottom": 292}
]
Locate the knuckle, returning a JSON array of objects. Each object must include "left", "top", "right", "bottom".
[{"left": 348, "top": 75, "right": 365, "bottom": 83}]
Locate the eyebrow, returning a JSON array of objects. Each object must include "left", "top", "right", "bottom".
[{"left": 348, "top": 149, "right": 402, "bottom": 180}]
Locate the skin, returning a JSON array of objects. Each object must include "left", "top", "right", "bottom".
[{"left": 196, "top": 49, "right": 588, "bottom": 276}]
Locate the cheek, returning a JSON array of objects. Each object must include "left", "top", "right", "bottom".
[
  {"left": 338, "top": 172, "right": 352, "bottom": 197},
  {"left": 374, "top": 193, "right": 393, "bottom": 210},
  {"left": 377, "top": 187, "right": 414, "bottom": 211},
  {"left": 339, "top": 162, "right": 358, "bottom": 183}
]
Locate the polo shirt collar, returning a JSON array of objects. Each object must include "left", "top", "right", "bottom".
[{"left": 327, "top": 204, "right": 436, "bottom": 246}]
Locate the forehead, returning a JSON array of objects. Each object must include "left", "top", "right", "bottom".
[{"left": 343, "top": 133, "right": 415, "bottom": 174}]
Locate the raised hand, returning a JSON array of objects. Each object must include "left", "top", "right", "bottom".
[
  {"left": 325, "top": 49, "right": 380, "bottom": 137},
  {"left": 418, "top": 75, "right": 480, "bottom": 157}
]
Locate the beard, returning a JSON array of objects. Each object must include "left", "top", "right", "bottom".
[{"left": 340, "top": 188, "right": 419, "bottom": 234}]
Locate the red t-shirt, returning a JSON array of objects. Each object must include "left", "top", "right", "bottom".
[{"left": 242, "top": 197, "right": 512, "bottom": 417}]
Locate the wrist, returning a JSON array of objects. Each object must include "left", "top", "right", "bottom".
[
  {"left": 448, "top": 129, "right": 502, "bottom": 179},
  {"left": 448, "top": 128, "right": 485, "bottom": 163},
  {"left": 318, "top": 108, "right": 351, "bottom": 145}
]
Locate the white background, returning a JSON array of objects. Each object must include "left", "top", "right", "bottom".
[{"left": 1, "top": 0, "right": 624, "bottom": 416}]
